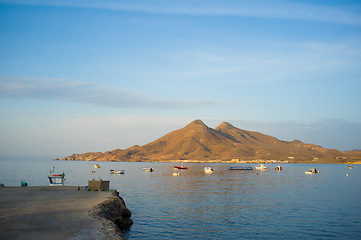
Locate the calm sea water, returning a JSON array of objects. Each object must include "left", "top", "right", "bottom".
[{"left": 1, "top": 160, "right": 360, "bottom": 239}]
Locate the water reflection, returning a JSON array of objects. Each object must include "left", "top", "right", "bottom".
[{"left": 1, "top": 160, "right": 361, "bottom": 239}]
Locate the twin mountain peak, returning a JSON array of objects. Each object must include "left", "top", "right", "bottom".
[{"left": 61, "top": 119, "right": 360, "bottom": 163}]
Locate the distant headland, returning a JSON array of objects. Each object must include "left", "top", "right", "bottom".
[{"left": 61, "top": 120, "right": 361, "bottom": 164}]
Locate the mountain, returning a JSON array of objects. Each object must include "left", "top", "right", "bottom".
[{"left": 61, "top": 120, "right": 361, "bottom": 163}]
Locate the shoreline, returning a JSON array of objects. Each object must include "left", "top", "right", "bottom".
[
  {"left": 0, "top": 186, "right": 132, "bottom": 240},
  {"left": 57, "top": 159, "right": 361, "bottom": 164}
]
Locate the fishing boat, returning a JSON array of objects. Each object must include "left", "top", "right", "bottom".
[
  {"left": 94, "top": 164, "right": 100, "bottom": 168},
  {"left": 204, "top": 167, "right": 215, "bottom": 174},
  {"left": 142, "top": 167, "right": 154, "bottom": 172},
  {"left": 229, "top": 166, "right": 253, "bottom": 171},
  {"left": 305, "top": 168, "right": 319, "bottom": 174},
  {"left": 48, "top": 166, "right": 65, "bottom": 186},
  {"left": 255, "top": 164, "right": 267, "bottom": 170},
  {"left": 110, "top": 169, "right": 125, "bottom": 174},
  {"left": 275, "top": 166, "right": 282, "bottom": 171},
  {"left": 174, "top": 163, "right": 188, "bottom": 170}
]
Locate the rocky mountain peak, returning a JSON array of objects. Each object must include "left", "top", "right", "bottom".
[
  {"left": 216, "top": 121, "right": 235, "bottom": 130},
  {"left": 185, "top": 119, "right": 208, "bottom": 129}
]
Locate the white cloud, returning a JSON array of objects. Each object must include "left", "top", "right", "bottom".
[
  {"left": 162, "top": 38, "right": 361, "bottom": 84},
  {"left": 142, "top": 29, "right": 359, "bottom": 91},
  {"left": 0, "top": 76, "right": 219, "bottom": 109},
  {"left": 1, "top": 0, "right": 361, "bottom": 25}
]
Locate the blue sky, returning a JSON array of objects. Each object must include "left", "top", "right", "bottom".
[{"left": 0, "top": 0, "right": 360, "bottom": 159}]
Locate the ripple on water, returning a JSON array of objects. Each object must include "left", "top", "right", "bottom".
[{"left": 1, "top": 161, "right": 361, "bottom": 239}]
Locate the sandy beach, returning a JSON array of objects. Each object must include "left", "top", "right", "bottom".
[{"left": 0, "top": 186, "right": 124, "bottom": 240}]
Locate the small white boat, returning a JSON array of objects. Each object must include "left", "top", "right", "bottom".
[
  {"left": 110, "top": 169, "right": 125, "bottom": 174},
  {"left": 305, "top": 168, "right": 319, "bottom": 174},
  {"left": 48, "top": 166, "right": 65, "bottom": 186},
  {"left": 348, "top": 165, "right": 354, "bottom": 169},
  {"left": 204, "top": 167, "right": 215, "bottom": 174},
  {"left": 94, "top": 164, "right": 100, "bottom": 168},
  {"left": 142, "top": 167, "right": 154, "bottom": 172},
  {"left": 255, "top": 164, "right": 267, "bottom": 170},
  {"left": 172, "top": 172, "right": 181, "bottom": 176}
]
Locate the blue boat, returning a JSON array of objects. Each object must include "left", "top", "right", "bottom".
[
  {"left": 48, "top": 166, "right": 65, "bottom": 186},
  {"left": 229, "top": 167, "right": 253, "bottom": 171}
]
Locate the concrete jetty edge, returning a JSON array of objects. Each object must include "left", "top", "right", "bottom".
[
  {"left": 89, "top": 190, "right": 133, "bottom": 240},
  {"left": 0, "top": 186, "right": 132, "bottom": 240}
]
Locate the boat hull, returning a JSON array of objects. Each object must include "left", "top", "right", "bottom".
[
  {"left": 204, "top": 167, "right": 215, "bottom": 174},
  {"left": 48, "top": 176, "right": 64, "bottom": 186},
  {"left": 255, "top": 164, "right": 267, "bottom": 170},
  {"left": 110, "top": 169, "right": 125, "bottom": 174},
  {"left": 142, "top": 167, "right": 154, "bottom": 172},
  {"left": 174, "top": 166, "right": 188, "bottom": 170},
  {"left": 305, "top": 169, "right": 319, "bottom": 174},
  {"left": 229, "top": 167, "right": 253, "bottom": 170}
]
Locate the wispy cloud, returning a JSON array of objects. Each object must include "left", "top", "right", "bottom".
[
  {"left": 0, "top": 76, "right": 219, "bottom": 109},
  {"left": 1, "top": 0, "right": 361, "bottom": 26},
  {"left": 161, "top": 38, "right": 361, "bottom": 84}
]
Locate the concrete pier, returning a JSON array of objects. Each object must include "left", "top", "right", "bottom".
[{"left": 0, "top": 186, "right": 132, "bottom": 240}]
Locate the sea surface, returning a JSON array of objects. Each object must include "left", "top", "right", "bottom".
[{"left": 1, "top": 159, "right": 360, "bottom": 239}]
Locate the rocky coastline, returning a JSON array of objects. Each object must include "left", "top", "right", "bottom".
[{"left": 90, "top": 190, "right": 133, "bottom": 239}]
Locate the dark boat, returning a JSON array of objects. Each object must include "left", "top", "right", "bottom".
[{"left": 229, "top": 167, "right": 253, "bottom": 170}]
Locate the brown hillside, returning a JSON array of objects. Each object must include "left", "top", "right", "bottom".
[
  {"left": 214, "top": 122, "right": 342, "bottom": 161},
  {"left": 61, "top": 120, "right": 361, "bottom": 163},
  {"left": 133, "top": 120, "right": 237, "bottom": 160}
]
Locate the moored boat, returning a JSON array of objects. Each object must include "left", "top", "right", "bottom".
[
  {"left": 348, "top": 165, "right": 354, "bottom": 169},
  {"left": 142, "top": 167, "right": 154, "bottom": 172},
  {"left": 255, "top": 164, "right": 267, "bottom": 170},
  {"left": 229, "top": 166, "right": 253, "bottom": 170},
  {"left": 110, "top": 169, "right": 125, "bottom": 174},
  {"left": 305, "top": 168, "right": 319, "bottom": 174},
  {"left": 48, "top": 166, "right": 65, "bottom": 186},
  {"left": 204, "top": 167, "right": 215, "bottom": 174},
  {"left": 275, "top": 166, "right": 282, "bottom": 171},
  {"left": 174, "top": 163, "right": 188, "bottom": 170},
  {"left": 94, "top": 164, "right": 100, "bottom": 168},
  {"left": 172, "top": 172, "right": 181, "bottom": 176}
]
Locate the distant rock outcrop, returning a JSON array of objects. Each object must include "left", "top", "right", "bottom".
[{"left": 61, "top": 120, "right": 361, "bottom": 163}]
